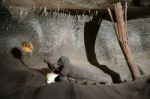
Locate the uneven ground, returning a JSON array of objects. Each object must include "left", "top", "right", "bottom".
[{"left": 0, "top": 0, "right": 150, "bottom": 99}]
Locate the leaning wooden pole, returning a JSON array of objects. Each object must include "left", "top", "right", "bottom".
[{"left": 108, "top": 2, "right": 141, "bottom": 80}]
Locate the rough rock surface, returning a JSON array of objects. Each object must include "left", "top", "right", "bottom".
[
  {"left": 0, "top": 1, "right": 150, "bottom": 98},
  {"left": 0, "top": 5, "right": 150, "bottom": 82}
]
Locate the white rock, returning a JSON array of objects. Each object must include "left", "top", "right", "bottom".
[{"left": 46, "top": 73, "right": 58, "bottom": 84}]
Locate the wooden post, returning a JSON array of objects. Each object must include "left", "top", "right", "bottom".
[{"left": 108, "top": 2, "right": 141, "bottom": 80}]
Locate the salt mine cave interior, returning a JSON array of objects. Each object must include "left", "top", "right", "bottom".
[{"left": 0, "top": 0, "right": 150, "bottom": 99}]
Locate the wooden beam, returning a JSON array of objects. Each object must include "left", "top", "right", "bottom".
[
  {"left": 108, "top": 2, "right": 141, "bottom": 80},
  {"left": 2, "top": 0, "right": 125, "bottom": 9},
  {"left": 2, "top": 0, "right": 150, "bottom": 20}
]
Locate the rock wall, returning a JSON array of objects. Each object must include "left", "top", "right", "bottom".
[
  {"left": 0, "top": 1, "right": 150, "bottom": 99},
  {"left": 0, "top": 6, "right": 150, "bottom": 84}
]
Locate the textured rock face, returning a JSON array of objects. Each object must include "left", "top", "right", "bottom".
[
  {"left": 0, "top": 5, "right": 150, "bottom": 84},
  {"left": 0, "top": 1, "right": 150, "bottom": 98},
  {"left": 0, "top": 2, "right": 150, "bottom": 99}
]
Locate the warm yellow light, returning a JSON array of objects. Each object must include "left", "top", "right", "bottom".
[{"left": 21, "top": 41, "right": 33, "bottom": 53}]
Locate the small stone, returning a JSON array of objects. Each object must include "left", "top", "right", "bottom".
[{"left": 81, "top": 81, "right": 88, "bottom": 85}]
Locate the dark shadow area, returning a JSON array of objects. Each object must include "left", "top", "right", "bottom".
[
  {"left": 132, "top": 0, "right": 150, "bottom": 6},
  {"left": 11, "top": 47, "right": 22, "bottom": 60},
  {"left": 132, "top": 0, "right": 141, "bottom": 6},
  {"left": 35, "top": 68, "right": 51, "bottom": 76},
  {"left": 45, "top": 62, "right": 61, "bottom": 74},
  {"left": 84, "top": 16, "right": 122, "bottom": 83},
  {"left": 0, "top": 6, "right": 12, "bottom": 22},
  {"left": 44, "top": 57, "right": 64, "bottom": 74},
  {"left": 11, "top": 47, "right": 51, "bottom": 76},
  {"left": 11, "top": 47, "right": 30, "bottom": 69},
  {"left": 147, "top": 79, "right": 150, "bottom": 84}
]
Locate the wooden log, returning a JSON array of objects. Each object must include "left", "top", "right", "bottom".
[
  {"left": 113, "top": 2, "right": 141, "bottom": 80},
  {"left": 1, "top": 0, "right": 127, "bottom": 9},
  {"left": 0, "top": 0, "right": 149, "bottom": 11},
  {"left": 1, "top": 0, "right": 150, "bottom": 21}
]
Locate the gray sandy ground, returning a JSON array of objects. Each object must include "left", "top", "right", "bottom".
[{"left": 0, "top": 75, "right": 150, "bottom": 99}]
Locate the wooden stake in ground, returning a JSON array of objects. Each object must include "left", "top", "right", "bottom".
[{"left": 107, "top": 2, "right": 141, "bottom": 80}]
